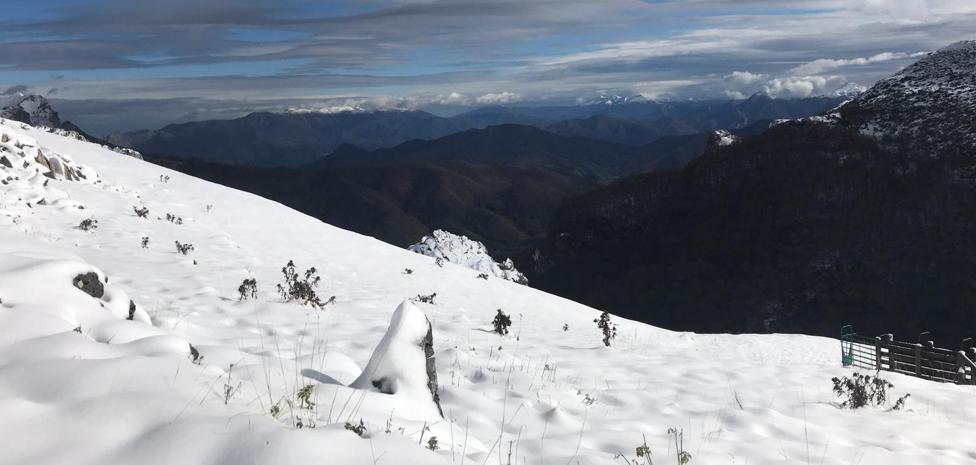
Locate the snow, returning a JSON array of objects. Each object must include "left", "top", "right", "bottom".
[
  {"left": 409, "top": 229, "right": 528, "bottom": 284},
  {"left": 0, "top": 117, "right": 975, "bottom": 464},
  {"left": 351, "top": 300, "right": 443, "bottom": 419},
  {"left": 826, "top": 82, "right": 867, "bottom": 98}
]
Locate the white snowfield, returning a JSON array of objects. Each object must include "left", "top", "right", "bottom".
[{"left": 0, "top": 118, "right": 974, "bottom": 465}]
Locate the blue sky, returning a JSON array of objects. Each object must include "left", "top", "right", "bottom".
[{"left": 1, "top": 0, "right": 974, "bottom": 133}]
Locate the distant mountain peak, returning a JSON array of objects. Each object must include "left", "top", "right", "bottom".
[
  {"left": 825, "top": 82, "right": 867, "bottom": 98},
  {"left": 580, "top": 94, "right": 648, "bottom": 106},
  {"left": 1, "top": 94, "right": 61, "bottom": 128}
]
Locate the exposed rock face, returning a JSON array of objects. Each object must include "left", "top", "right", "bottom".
[
  {"left": 421, "top": 324, "right": 442, "bottom": 417},
  {"left": 73, "top": 272, "right": 105, "bottom": 299},
  {"left": 839, "top": 41, "right": 976, "bottom": 158},
  {"left": 1, "top": 94, "right": 61, "bottom": 128}
]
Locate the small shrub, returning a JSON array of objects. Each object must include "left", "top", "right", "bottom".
[
  {"left": 133, "top": 206, "right": 149, "bottom": 218},
  {"left": 77, "top": 218, "right": 98, "bottom": 231},
  {"left": 476, "top": 273, "right": 489, "bottom": 280},
  {"left": 492, "top": 309, "right": 512, "bottom": 335},
  {"left": 296, "top": 384, "right": 315, "bottom": 409},
  {"left": 276, "top": 260, "right": 332, "bottom": 309},
  {"left": 344, "top": 419, "right": 367, "bottom": 437},
  {"left": 615, "top": 435, "right": 653, "bottom": 465},
  {"left": 174, "top": 241, "right": 194, "bottom": 255},
  {"left": 165, "top": 213, "right": 183, "bottom": 225},
  {"left": 668, "top": 427, "right": 692, "bottom": 465},
  {"left": 403, "top": 268, "right": 414, "bottom": 275},
  {"left": 594, "top": 311, "right": 617, "bottom": 347},
  {"left": 426, "top": 436, "right": 439, "bottom": 451},
  {"left": 831, "top": 372, "right": 909, "bottom": 410},
  {"left": 238, "top": 278, "right": 258, "bottom": 300},
  {"left": 411, "top": 292, "right": 437, "bottom": 304},
  {"left": 434, "top": 257, "right": 444, "bottom": 267},
  {"left": 141, "top": 236, "right": 149, "bottom": 248}
]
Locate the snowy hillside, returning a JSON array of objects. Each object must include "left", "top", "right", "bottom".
[
  {"left": 409, "top": 229, "right": 528, "bottom": 284},
  {"left": 1, "top": 117, "right": 975, "bottom": 465},
  {"left": 840, "top": 41, "right": 976, "bottom": 156}
]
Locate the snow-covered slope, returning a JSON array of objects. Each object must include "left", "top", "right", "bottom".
[
  {"left": 1, "top": 118, "right": 974, "bottom": 465},
  {"left": 840, "top": 41, "right": 976, "bottom": 156},
  {"left": 408, "top": 229, "right": 528, "bottom": 284}
]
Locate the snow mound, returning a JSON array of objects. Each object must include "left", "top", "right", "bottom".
[
  {"left": 351, "top": 300, "right": 443, "bottom": 419},
  {"left": 408, "top": 229, "right": 528, "bottom": 284}
]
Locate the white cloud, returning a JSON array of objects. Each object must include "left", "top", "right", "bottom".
[
  {"left": 763, "top": 75, "right": 845, "bottom": 98},
  {"left": 789, "top": 51, "right": 928, "bottom": 75},
  {"left": 474, "top": 92, "right": 522, "bottom": 104}
]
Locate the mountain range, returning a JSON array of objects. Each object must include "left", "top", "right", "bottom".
[{"left": 116, "top": 94, "right": 845, "bottom": 167}]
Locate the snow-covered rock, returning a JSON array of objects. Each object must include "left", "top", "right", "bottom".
[
  {"left": 351, "top": 300, "right": 443, "bottom": 419},
  {"left": 708, "top": 129, "right": 739, "bottom": 147},
  {"left": 408, "top": 229, "right": 528, "bottom": 284},
  {"left": 1, "top": 94, "right": 61, "bottom": 128}
]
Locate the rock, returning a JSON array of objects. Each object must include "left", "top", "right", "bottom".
[{"left": 72, "top": 272, "right": 105, "bottom": 299}]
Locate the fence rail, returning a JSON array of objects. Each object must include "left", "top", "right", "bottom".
[{"left": 841, "top": 326, "right": 976, "bottom": 385}]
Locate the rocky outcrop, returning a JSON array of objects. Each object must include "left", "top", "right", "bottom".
[
  {"left": 409, "top": 230, "right": 528, "bottom": 284},
  {"left": 1, "top": 94, "right": 61, "bottom": 128}
]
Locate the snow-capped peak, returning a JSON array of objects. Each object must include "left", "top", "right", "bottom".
[
  {"left": 826, "top": 82, "right": 867, "bottom": 98},
  {"left": 580, "top": 94, "right": 648, "bottom": 106},
  {"left": 1, "top": 94, "right": 61, "bottom": 128}
]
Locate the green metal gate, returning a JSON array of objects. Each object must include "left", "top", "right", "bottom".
[{"left": 840, "top": 325, "right": 877, "bottom": 370}]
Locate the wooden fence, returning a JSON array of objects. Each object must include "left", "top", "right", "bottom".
[{"left": 841, "top": 327, "right": 976, "bottom": 385}]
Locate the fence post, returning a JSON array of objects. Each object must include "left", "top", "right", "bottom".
[
  {"left": 957, "top": 351, "right": 968, "bottom": 385},
  {"left": 967, "top": 348, "right": 976, "bottom": 385},
  {"left": 914, "top": 343, "right": 922, "bottom": 377},
  {"left": 875, "top": 336, "right": 883, "bottom": 371}
]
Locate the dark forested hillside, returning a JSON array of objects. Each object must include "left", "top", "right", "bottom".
[
  {"left": 529, "top": 42, "right": 976, "bottom": 342},
  {"left": 149, "top": 124, "right": 713, "bottom": 257},
  {"left": 531, "top": 121, "right": 976, "bottom": 342}
]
